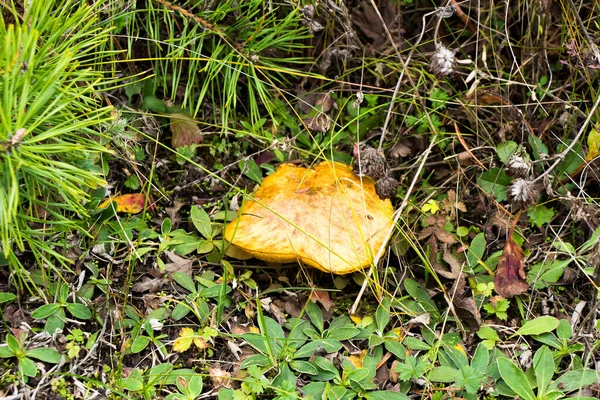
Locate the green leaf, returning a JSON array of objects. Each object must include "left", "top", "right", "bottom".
[
  {"left": 375, "top": 297, "right": 391, "bottom": 333},
  {"left": 515, "top": 316, "right": 560, "bottom": 336},
  {"left": 172, "top": 272, "right": 197, "bottom": 293},
  {"left": 529, "top": 134, "right": 548, "bottom": 160},
  {"left": 290, "top": 360, "right": 318, "bottom": 375},
  {"left": 527, "top": 204, "right": 555, "bottom": 228},
  {"left": 191, "top": 206, "right": 213, "bottom": 239},
  {"left": 26, "top": 348, "right": 62, "bottom": 363},
  {"left": 549, "top": 369, "right": 599, "bottom": 392},
  {"left": 130, "top": 336, "right": 150, "bottom": 353},
  {"left": 241, "top": 159, "right": 263, "bottom": 184},
  {"left": 0, "top": 292, "right": 16, "bottom": 303},
  {"left": 0, "top": 345, "right": 15, "bottom": 358},
  {"left": 533, "top": 346, "right": 554, "bottom": 395},
  {"left": 428, "top": 366, "right": 457, "bottom": 383},
  {"left": 471, "top": 343, "right": 490, "bottom": 374},
  {"left": 305, "top": 301, "right": 323, "bottom": 333},
  {"left": 497, "top": 141, "right": 519, "bottom": 164},
  {"left": 456, "top": 365, "right": 485, "bottom": 394},
  {"left": 528, "top": 259, "right": 569, "bottom": 289},
  {"left": 325, "top": 327, "right": 360, "bottom": 341},
  {"left": 121, "top": 376, "right": 145, "bottom": 392},
  {"left": 364, "top": 391, "right": 409, "bottom": 400},
  {"left": 556, "top": 319, "right": 572, "bottom": 340},
  {"left": 403, "top": 337, "right": 430, "bottom": 351},
  {"left": 466, "top": 233, "right": 486, "bottom": 270},
  {"left": 497, "top": 358, "right": 536, "bottom": 400},
  {"left": 19, "top": 357, "right": 38, "bottom": 378},
  {"left": 66, "top": 303, "right": 92, "bottom": 319},
  {"left": 32, "top": 303, "right": 61, "bottom": 319},
  {"left": 476, "top": 167, "right": 512, "bottom": 202}
]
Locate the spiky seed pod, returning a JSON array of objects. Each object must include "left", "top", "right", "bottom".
[
  {"left": 508, "top": 178, "right": 540, "bottom": 209},
  {"left": 375, "top": 175, "right": 399, "bottom": 200},
  {"left": 353, "top": 144, "right": 387, "bottom": 181},
  {"left": 430, "top": 44, "right": 457, "bottom": 78}
]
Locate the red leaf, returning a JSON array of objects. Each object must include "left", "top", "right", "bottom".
[{"left": 494, "top": 237, "right": 529, "bottom": 298}]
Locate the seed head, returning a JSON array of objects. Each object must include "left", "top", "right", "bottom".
[
  {"left": 507, "top": 154, "right": 532, "bottom": 178},
  {"left": 509, "top": 178, "right": 540, "bottom": 209},
  {"left": 375, "top": 175, "right": 399, "bottom": 200},
  {"left": 353, "top": 144, "right": 387, "bottom": 181},
  {"left": 430, "top": 44, "right": 457, "bottom": 78}
]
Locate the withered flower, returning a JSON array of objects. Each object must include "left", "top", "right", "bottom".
[
  {"left": 375, "top": 175, "right": 399, "bottom": 200},
  {"left": 353, "top": 144, "right": 387, "bottom": 181},
  {"left": 509, "top": 178, "right": 540, "bottom": 209},
  {"left": 507, "top": 154, "right": 532, "bottom": 178},
  {"left": 494, "top": 236, "right": 529, "bottom": 298},
  {"left": 430, "top": 44, "right": 457, "bottom": 78}
]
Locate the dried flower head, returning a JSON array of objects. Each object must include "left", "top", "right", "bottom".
[
  {"left": 509, "top": 178, "right": 540, "bottom": 209},
  {"left": 353, "top": 144, "right": 387, "bottom": 181},
  {"left": 430, "top": 44, "right": 457, "bottom": 78},
  {"left": 376, "top": 175, "right": 399, "bottom": 200},
  {"left": 507, "top": 154, "right": 532, "bottom": 178}
]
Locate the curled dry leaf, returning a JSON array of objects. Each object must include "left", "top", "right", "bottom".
[
  {"left": 494, "top": 236, "right": 529, "bottom": 298},
  {"left": 224, "top": 161, "right": 394, "bottom": 274}
]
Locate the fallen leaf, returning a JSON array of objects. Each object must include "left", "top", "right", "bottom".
[
  {"left": 164, "top": 251, "right": 194, "bottom": 277},
  {"left": 99, "top": 193, "right": 147, "bottom": 214},
  {"left": 585, "top": 123, "right": 600, "bottom": 162},
  {"left": 173, "top": 327, "right": 195, "bottom": 353},
  {"left": 453, "top": 297, "right": 481, "bottom": 331},
  {"left": 310, "top": 289, "right": 333, "bottom": 311},
  {"left": 494, "top": 236, "right": 529, "bottom": 297},
  {"left": 209, "top": 365, "right": 233, "bottom": 390},
  {"left": 170, "top": 113, "right": 204, "bottom": 148},
  {"left": 224, "top": 161, "right": 394, "bottom": 274},
  {"left": 131, "top": 276, "right": 165, "bottom": 293}
]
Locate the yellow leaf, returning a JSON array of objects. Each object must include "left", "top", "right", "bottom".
[
  {"left": 586, "top": 123, "right": 600, "bottom": 162},
  {"left": 347, "top": 350, "right": 367, "bottom": 369},
  {"left": 173, "top": 327, "right": 195, "bottom": 353},
  {"left": 422, "top": 199, "right": 440, "bottom": 215},
  {"left": 99, "top": 193, "right": 147, "bottom": 214}
]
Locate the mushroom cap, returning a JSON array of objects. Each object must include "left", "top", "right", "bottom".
[{"left": 224, "top": 161, "right": 394, "bottom": 274}]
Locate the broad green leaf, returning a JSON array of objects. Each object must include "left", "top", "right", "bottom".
[
  {"left": 497, "top": 141, "right": 519, "bottom": 164},
  {"left": 476, "top": 167, "right": 512, "bottom": 202},
  {"left": 0, "top": 345, "right": 14, "bottom": 358},
  {"left": 375, "top": 297, "right": 391, "bottom": 333},
  {"left": 556, "top": 318, "right": 572, "bottom": 340},
  {"left": 403, "top": 337, "right": 430, "bottom": 350},
  {"left": 528, "top": 259, "right": 570, "bottom": 289},
  {"left": 527, "top": 204, "right": 555, "bottom": 228},
  {"left": 305, "top": 301, "right": 323, "bottom": 333},
  {"left": 428, "top": 366, "right": 457, "bottom": 382},
  {"left": 172, "top": 272, "right": 197, "bottom": 293},
  {"left": 0, "top": 292, "right": 16, "bottom": 303},
  {"left": 26, "top": 348, "right": 62, "bottom": 363},
  {"left": 290, "top": 360, "right": 318, "bottom": 375},
  {"left": 121, "top": 376, "right": 144, "bottom": 392},
  {"left": 471, "top": 343, "right": 490, "bottom": 374},
  {"left": 515, "top": 316, "right": 560, "bottom": 336},
  {"left": 529, "top": 134, "right": 548, "bottom": 160},
  {"left": 466, "top": 233, "right": 486, "bottom": 270},
  {"left": 130, "top": 336, "right": 150, "bottom": 353},
  {"left": 364, "top": 391, "right": 410, "bottom": 400},
  {"left": 497, "top": 358, "right": 536, "bottom": 400},
  {"left": 66, "top": 303, "right": 92, "bottom": 319},
  {"left": 19, "top": 357, "right": 38, "bottom": 378},
  {"left": 532, "top": 346, "right": 554, "bottom": 394},
  {"left": 241, "top": 158, "right": 263, "bottom": 184},
  {"left": 191, "top": 206, "right": 213, "bottom": 239},
  {"left": 549, "top": 369, "right": 599, "bottom": 392},
  {"left": 32, "top": 303, "right": 61, "bottom": 319}
]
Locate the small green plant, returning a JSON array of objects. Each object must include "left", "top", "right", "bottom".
[
  {"left": 0, "top": 331, "right": 62, "bottom": 381},
  {"left": 122, "top": 306, "right": 169, "bottom": 357},
  {"left": 31, "top": 282, "right": 92, "bottom": 334}
]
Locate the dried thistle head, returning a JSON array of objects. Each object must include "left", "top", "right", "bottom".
[
  {"left": 509, "top": 178, "right": 540, "bottom": 209},
  {"left": 507, "top": 154, "right": 532, "bottom": 178},
  {"left": 430, "top": 44, "right": 457, "bottom": 78},
  {"left": 353, "top": 144, "right": 387, "bottom": 181},
  {"left": 375, "top": 175, "right": 399, "bottom": 200}
]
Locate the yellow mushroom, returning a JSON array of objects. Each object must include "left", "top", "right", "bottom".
[{"left": 224, "top": 161, "right": 394, "bottom": 274}]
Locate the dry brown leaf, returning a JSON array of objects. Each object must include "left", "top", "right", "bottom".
[
  {"left": 131, "top": 276, "right": 165, "bottom": 293},
  {"left": 224, "top": 161, "right": 394, "bottom": 274},
  {"left": 453, "top": 297, "right": 481, "bottom": 331},
  {"left": 164, "top": 251, "right": 194, "bottom": 277},
  {"left": 310, "top": 289, "right": 333, "bottom": 311},
  {"left": 209, "top": 366, "right": 233, "bottom": 390},
  {"left": 494, "top": 236, "right": 529, "bottom": 297}
]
